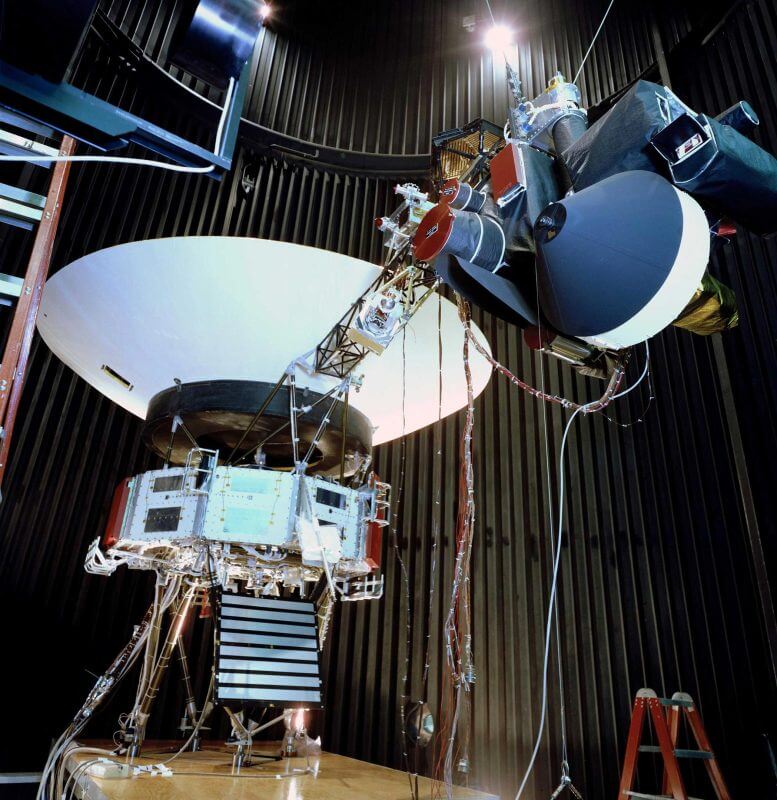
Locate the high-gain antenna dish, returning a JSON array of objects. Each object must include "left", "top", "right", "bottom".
[{"left": 38, "top": 237, "right": 493, "bottom": 468}]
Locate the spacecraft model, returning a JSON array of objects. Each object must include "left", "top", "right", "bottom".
[
  {"left": 33, "top": 234, "right": 491, "bottom": 786},
  {"left": 397, "top": 71, "right": 777, "bottom": 379},
  {"left": 18, "top": 6, "right": 777, "bottom": 791}
]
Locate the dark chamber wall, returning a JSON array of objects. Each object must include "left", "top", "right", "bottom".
[{"left": 1, "top": 1, "right": 776, "bottom": 798}]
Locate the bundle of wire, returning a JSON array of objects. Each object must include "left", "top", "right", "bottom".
[
  {"left": 38, "top": 573, "right": 183, "bottom": 800},
  {"left": 431, "top": 298, "right": 478, "bottom": 798},
  {"left": 434, "top": 293, "right": 649, "bottom": 799},
  {"left": 461, "top": 319, "right": 629, "bottom": 413}
]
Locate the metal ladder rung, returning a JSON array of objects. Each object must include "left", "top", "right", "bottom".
[
  {"left": 0, "top": 129, "right": 59, "bottom": 159},
  {"left": 0, "top": 273, "right": 23, "bottom": 307},
  {"left": 674, "top": 748, "right": 713, "bottom": 760},
  {"left": 0, "top": 183, "right": 46, "bottom": 209},
  {"left": 624, "top": 792, "right": 705, "bottom": 800},
  {"left": 638, "top": 745, "right": 713, "bottom": 759},
  {"left": 0, "top": 182, "right": 47, "bottom": 230},
  {"left": 659, "top": 697, "right": 694, "bottom": 708},
  {"left": 0, "top": 198, "right": 43, "bottom": 226}
]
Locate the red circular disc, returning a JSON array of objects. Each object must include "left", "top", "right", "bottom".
[
  {"left": 413, "top": 202, "right": 455, "bottom": 262},
  {"left": 439, "top": 178, "right": 461, "bottom": 204}
]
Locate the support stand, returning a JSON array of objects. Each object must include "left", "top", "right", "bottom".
[
  {"left": 224, "top": 707, "right": 282, "bottom": 770},
  {"left": 176, "top": 637, "right": 212, "bottom": 751},
  {"left": 129, "top": 590, "right": 194, "bottom": 758},
  {"left": 549, "top": 762, "right": 584, "bottom": 799},
  {"left": 617, "top": 689, "right": 732, "bottom": 800}
]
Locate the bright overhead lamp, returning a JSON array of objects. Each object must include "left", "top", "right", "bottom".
[{"left": 484, "top": 24, "right": 514, "bottom": 53}]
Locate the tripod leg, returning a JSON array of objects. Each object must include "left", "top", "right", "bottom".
[
  {"left": 130, "top": 588, "right": 195, "bottom": 757},
  {"left": 176, "top": 636, "right": 200, "bottom": 750},
  {"left": 225, "top": 706, "right": 252, "bottom": 770}
]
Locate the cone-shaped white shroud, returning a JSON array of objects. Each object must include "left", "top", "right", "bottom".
[{"left": 37, "top": 237, "right": 493, "bottom": 445}]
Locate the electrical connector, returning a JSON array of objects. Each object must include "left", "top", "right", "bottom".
[{"left": 86, "top": 760, "right": 131, "bottom": 779}]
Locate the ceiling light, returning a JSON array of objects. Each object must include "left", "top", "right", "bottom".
[{"left": 484, "top": 24, "right": 513, "bottom": 53}]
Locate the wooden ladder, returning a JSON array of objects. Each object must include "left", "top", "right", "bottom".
[
  {"left": 0, "top": 114, "right": 75, "bottom": 497},
  {"left": 617, "top": 689, "right": 732, "bottom": 800}
]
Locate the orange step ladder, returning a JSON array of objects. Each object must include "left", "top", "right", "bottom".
[{"left": 617, "top": 689, "right": 732, "bottom": 800}]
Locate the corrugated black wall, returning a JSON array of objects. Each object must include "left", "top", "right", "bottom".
[{"left": 1, "top": 1, "right": 776, "bottom": 799}]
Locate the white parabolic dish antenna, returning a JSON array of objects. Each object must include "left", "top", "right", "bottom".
[{"left": 38, "top": 237, "right": 493, "bottom": 451}]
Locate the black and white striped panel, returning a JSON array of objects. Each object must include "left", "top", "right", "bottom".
[{"left": 215, "top": 594, "right": 322, "bottom": 708}]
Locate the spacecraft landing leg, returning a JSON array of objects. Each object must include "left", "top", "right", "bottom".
[{"left": 128, "top": 588, "right": 195, "bottom": 758}]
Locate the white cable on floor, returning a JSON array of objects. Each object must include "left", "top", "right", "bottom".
[{"left": 0, "top": 77, "right": 235, "bottom": 173}]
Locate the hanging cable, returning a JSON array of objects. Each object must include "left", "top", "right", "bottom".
[
  {"left": 439, "top": 298, "right": 478, "bottom": 796},
  {"left": 513, "top": 402, "right": 585, "bottom": 800},
  {"left": 572, "top": 0, "right": 617, "bottom": 85},
  {"left": 602, "top": 342, "right": 655, "bottom": 427},
  {"left": 534, "top": 263, "right": 571, "bottom": 784},
  {"left": 0, "top": 78, "right": 235, "bottom": 173},
  {"left": 389, "top": 328, "right": 416, "bottom": 800},
  {"left": 460, "top": 314, "right": 629, "bottom": 412},
  {"left": 510, "top": 346, "right": 651, "bottom": 800},
  {"left": 611, "top": 341, "right": 650, "bottom": 401}
]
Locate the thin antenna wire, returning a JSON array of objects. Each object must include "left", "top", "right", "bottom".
[
  {"left": 573, "top": 0, "right": 616, "bottom": 85},
  {"left": 483, "top": 0, "right": 496, "bottom": 25},
  {"left": 392, "top": 328, "right": 415, "bottom": 798}
]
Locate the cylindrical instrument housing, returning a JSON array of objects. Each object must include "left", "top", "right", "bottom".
[
  {"left": 534, "top": 170, "right": 711, "bottom": 349},
  {"left": 439, "top": 179, "right": 487, "bottom": 212},
  {"left": 413, "top": 204, "right": 506, "bottom": 271},
  {"left": 523, "top": 326, "right": 598, "bottom": 363},
  {"left": 551, "top": 112, "right": 589, "bottom": 154}
]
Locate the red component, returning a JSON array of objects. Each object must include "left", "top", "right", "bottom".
[
  {"left": 523, "top": 326, "right": 556, "bottom": 351},
  {"left": 439, "top": 178, "right": 462, "bottom": 204},
  {"left": 617, "top": 689, "right": 732, "bottom": 800},
  {"left": 364, "top": 475, "right": 386, "bottom": 571},
  {"left": 365, "top": 522, "right": 383, "bottom": 571},
  {"left": 717, "top": 219, "right": 737, "bottom": 237},
  {"left": 102, "top": 478, "right": 132, "bottom": 550},
  {"left": 199, "top": 595, "right": 212, "bottom": 619},
  {"left": 413, "top": 202, "right": 455, "bottom": 262},
  {"left": 490, "top": 142, "right": 526, "bottom": 203},
  {"left": 374, "top": 216, "right": 385, "bottom": 230}
]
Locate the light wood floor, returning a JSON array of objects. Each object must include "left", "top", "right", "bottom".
[{"left": 66, "top": 742, "right": 499, "bottom": 800}]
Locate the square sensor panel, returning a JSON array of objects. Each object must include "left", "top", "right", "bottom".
[
  {"left": 215, "top": 593, "right": 323, "bottom": 708},
  {"left": 432, "top": 118, "right": 505, "bottom": 187}
]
